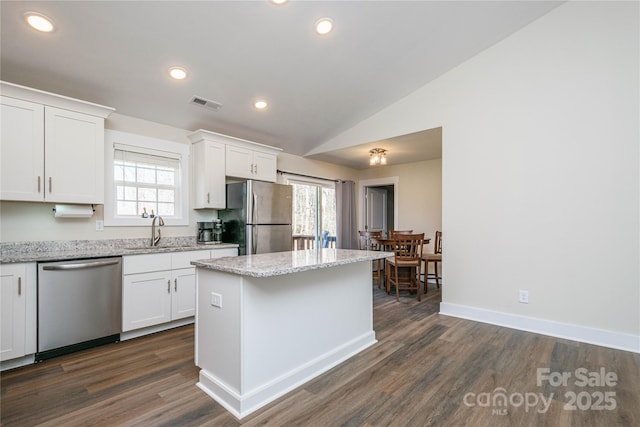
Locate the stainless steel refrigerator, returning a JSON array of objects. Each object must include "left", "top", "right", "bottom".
[{"left": 219, "top": 180, "right": 293, "bottom": 255}]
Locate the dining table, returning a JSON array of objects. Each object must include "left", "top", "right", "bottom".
[{"left": 372, "top": 236, "right": 431, "bottom": 293}]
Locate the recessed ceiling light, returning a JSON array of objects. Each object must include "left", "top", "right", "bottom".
[
  {"left": 270, "top": 0, "right": 288, "bottom": 5},
  {"left": 24, "top": 12, "right": 55, "bottom": 33},
  {"left": 254, "top": 100, "right": 268, "bottom": 110},
  {"left": 314, "top": 17, "right": 333, "bottom": 35},
  {"left": 168, "top": 66, "right": 188, "bottom": 80}
]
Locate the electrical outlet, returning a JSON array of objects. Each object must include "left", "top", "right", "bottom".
[
  {"left": 211, "top": 292, "right": 222, "bottom": 308},
  {"left": 95, "top": 220, "right": 104, "bottom": 231},
  {"left": 519, "top": 290, "right": 529, "bottom": 304}
]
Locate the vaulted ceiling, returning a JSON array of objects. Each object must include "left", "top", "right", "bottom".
[{"left": 1, "top": 1, "right": 562, "bottom": 167}]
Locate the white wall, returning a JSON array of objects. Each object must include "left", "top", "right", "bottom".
[
  {"left": 316, "top": 2, "right": 640, "bottom": 344},
  {"left": 358, "top": 159, "right": 442, "bottom": 252}
]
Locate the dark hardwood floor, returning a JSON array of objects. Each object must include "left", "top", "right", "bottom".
[{"left": 2, "top": 283, "right": 639, "bottom": 426}]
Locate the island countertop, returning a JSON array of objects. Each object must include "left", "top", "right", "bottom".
[{"left": 191, "top": 248, "right": 391, "bottom": 278}]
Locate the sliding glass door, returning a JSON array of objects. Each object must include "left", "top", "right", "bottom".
[{"left": 287, "top": 178, "right": 336, "bottom": 250}]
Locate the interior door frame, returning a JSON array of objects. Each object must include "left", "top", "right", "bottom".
[{"left": 359, "top": 176, "right": 399, "bottom": 232}]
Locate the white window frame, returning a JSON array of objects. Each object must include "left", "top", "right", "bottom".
[
  {"left": 283, "top": 174, "right": 336, "bottom": 247},
  {"left": 104, "top": 129, "right": 190, "bottom": 226}
]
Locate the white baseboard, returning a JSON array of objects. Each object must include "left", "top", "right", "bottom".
[
  {"left": 197, "top": 331, "right": 377, "bottom": 420},
  {"left": 439, "top": 302, "right": 639, "bottom": 354},
  {"left": 120, "top": 317, "right": 194, "bottom": 341},
  {"left": 1, "top": 354, "right": 35, "bottom": 371}
]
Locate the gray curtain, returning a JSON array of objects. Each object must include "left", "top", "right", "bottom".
[{"left": 335, "top": 180, "right": 358, "bottom": 249}]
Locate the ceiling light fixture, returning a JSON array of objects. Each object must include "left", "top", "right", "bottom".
[
  {"left": 270, "top": 0, "right": 288, "bottom": 5},
  {"left": 369, "top": 148, "right": 388, "bottom": 166},
  {"left": 254, "top": 100, "right": 268, "bottom": 110},
  {"left": 314, "top": 17, "right": 334, "bottom": 35},
  {"left": 24, "top": 11, "right": 55, "bottom": 33},
  {"left": 168, "top": 66, "right": 188, "bottom": 80}
]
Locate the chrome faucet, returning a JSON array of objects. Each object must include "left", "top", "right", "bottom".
[{"left": 151, "top": 216, "right": 165, "bottom": 246}]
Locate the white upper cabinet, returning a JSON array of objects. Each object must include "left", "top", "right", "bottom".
[
  {"left": 188, "top": 129, "right": 280, "bottom": 193},
  {"left": 0, "top": 97, "right": 44, "bottom": 201},
  {"left": 190, "top": 138, "right": 226, "bottom": 209},
  {"left": 226, "top": 144, "right": 277, "bottom": 182},
  {"left": 44, "top": 106, "right": 105, "bottom": 203},
  {"left": 0, "top": 81, "right": 114, "bottom": 204}
]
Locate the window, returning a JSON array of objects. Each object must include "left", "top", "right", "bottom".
[
  {"left": 104, "top": 130, "right": 189, "bottom": 226},
  {"left": 285, "top": 176, "right": 336, "bottom": 249},
  {"left": 113, "top": 149, "right": 179, "bottom": 217}
]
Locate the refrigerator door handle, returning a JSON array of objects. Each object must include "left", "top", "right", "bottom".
[
  {"left": 252, "top": 191, "right": 258, "bottom": 225},
  {"left": 252, "top": 225, "right": 258, "bottom": 254}
]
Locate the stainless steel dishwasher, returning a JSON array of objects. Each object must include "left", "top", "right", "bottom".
[{"left": 37, "top": 257, "right": 122, "bottom": 361}]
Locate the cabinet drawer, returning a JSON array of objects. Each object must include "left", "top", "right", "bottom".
[
  {"left": 172, "top": 250, "right": 211, "bottom": 269},
  {"left": 123, "top": 253, "right": 172, "bottom": 275},
  {"left": 211, "top": 247, "right": 238, "bottom": 258}
]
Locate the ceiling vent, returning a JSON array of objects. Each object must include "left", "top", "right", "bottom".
[{"left": 190, "top": 96, "right": 222, "bottom": 111}]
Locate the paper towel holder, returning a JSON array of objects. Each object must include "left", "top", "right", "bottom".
[{"left": 52, "top": 204, "right": 96, "bottom": 218}]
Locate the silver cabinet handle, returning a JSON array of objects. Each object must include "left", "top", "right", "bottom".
[
  {"left": 49, "top": 177, "right": 52, "bottom": 193},
  {"left": 42, "top": 259, "right": 120, "bottom": 270},
  {"left": 18, "top": 277, "right": 22, "bottom": 296},
  {"left": 207, "top": 192, "right": 210, "bottom": 204},
  {"left": 174, "top": 278, "right": 177, "bottom": 292},
  {"left": 37, "top": 176, "right": 41, "bottom": 193},
  {"left": 167, "top": 280, "right": 170, "bottom": 294}
]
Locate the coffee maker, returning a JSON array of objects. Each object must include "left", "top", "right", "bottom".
[
  {"left": 197, "top": 220, "right": 223, "bottom": 244},
  {"left": 197, "top": 221, "right": 214, "bottom": 244}
]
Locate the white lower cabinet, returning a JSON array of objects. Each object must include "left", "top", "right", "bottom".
[
  {"left": 0, "top": 263, "right": 36, "bottom": 362},
  {"left": 122, "top": 269, "right": 173, "bottom": 331},
  {"left": 171, "top": 268, "right": 196, "bottom": 319},
  {"left": 123, "top": 248, "right": 236, "bottom": 332}
]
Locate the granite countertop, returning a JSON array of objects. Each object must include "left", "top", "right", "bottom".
[
  {"left": 192, "top": 248, "right": 392, "bottom": 278},
  {"left": 0, "top": 237, "right": 238, "bottom": 263}
]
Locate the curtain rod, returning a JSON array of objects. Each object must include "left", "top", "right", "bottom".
[{"left": 277, "top": 169, "right": 344, "bottom": 183}]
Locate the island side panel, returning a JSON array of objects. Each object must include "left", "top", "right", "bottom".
[
  {"left": 240, "top": 261, "right": 376, "bottom": 412},
  {"left": 196, "top": 268, "right": 243, "bottom": 406}
]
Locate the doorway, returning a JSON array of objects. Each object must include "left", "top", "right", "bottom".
[
  {"left": 365, "top": 186, "right": 394, "bottom": 235},
  {"left": 359, "top": 177, "right": 399, "bottom": 236}
]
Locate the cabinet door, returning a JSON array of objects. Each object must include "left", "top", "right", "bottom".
[
  {"left": 0, "top": 265, "right": 27, "bottom": 361},
  {"left": 253, "top": 151, "right": 277, "bottom": 182},
  {"left": 122, "top": 271, "right": 172, "bottom": 331},
  {"left": 44, "top": 106, "right": 104, "bottom": 204},
  {"left": 193, "top": 140, "right": 225, "bottom": 209},
  {"left": 225, "top": 145, "right": 253, "bottom": 179},
  {"left": 171, "top": 268, "right": 196, "bottom": 320},
  {"left": 0, "top": 97, "right": 45, "bottom": 201}
]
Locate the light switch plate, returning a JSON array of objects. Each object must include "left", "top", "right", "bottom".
[{"left": 211, "top": 292, "right": 222, "bottom": 308}]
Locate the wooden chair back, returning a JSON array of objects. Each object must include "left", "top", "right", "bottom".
[
  {"left": 390, "top": 233, "right": 424, "bottom": 261},
  {"left": 358, "top": 230, "right": 382, "bottom": 250},
  {"left": 389, "top": 229, "right": 413, "bottom": 238},
  {"left": 434, "top": 230, "right": 442, "bottom": 254}
]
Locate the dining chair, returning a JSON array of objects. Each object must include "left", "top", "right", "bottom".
[
  {"left": 388, "top": 229, "right": 413, "bottom": 238},
  {"left": 422, "top": 230, "right": 442, "bottom": 292},
  {"left": 386, "top": 233, "right": 424, "bottom": 301},
  {"left": 358, "top": 230, "right": 383, "bottom": 286}
]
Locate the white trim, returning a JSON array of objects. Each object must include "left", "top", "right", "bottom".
[
  {"left": 197, "top": 331, "right": 377, "bottom": 420},
  {"left": 0, "top": 80, "right": 114, "bottom": 118},
  {"left": 0, "top": 354, "right": 35, "bottom": 372},
  {"left": 120, "top": 317, "right": 193, "bottom": 341},
  {"left": 439, "top": 302, "right": 640, "bottom": 354},
  {"left": 358, "top": 176, "right": 399, "bottom": 231},
  {"left": 104, "top": 130, "right": 190, "bottom": 226}
]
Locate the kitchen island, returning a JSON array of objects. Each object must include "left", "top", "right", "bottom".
[{"left": 192, "top": 248, "right": 391, "bottom": 419}]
